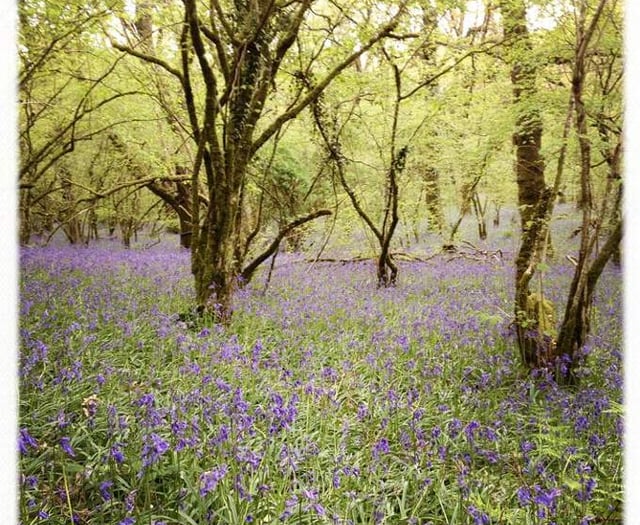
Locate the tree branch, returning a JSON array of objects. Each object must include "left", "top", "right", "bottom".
[
  {"left": 241, "top": 209, "right": 331, "bottom": 282},
  {"left": 110, "top": 41, "right": 183, "bottom": 79},
  {"left": 69, "top": 175, "right": 191, "bottom": 205},
  {"left": 400, "top": 40, "right": 504, "bottom": 100},
  {"left": 251, "top": 4, "right": 407, "bottom": 155}
]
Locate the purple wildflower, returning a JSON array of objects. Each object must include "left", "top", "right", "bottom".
[
  {"left": 119, "top": 518, "right": 135, "bottom": 525},
  {"left": 520, "top": 440, "right": 535, "bottom": 454},
  {"left": 589, "top": 434, "right": 606, "bottom": 449},
  {"left": 111, "top": 443, "right": 125, "bottom": 463},
  {"left": 141, "top": 433, "right": 170, "bottom": 468},
  {"left": 574, "top": 415, "right": 589, "bottom": 433},
  {"left": 60, "top": 437, "right": 76, "bottom": 458},
  {"left": 19, "top": 428, "right": 38, "bottom": 455},
  {"left": 55, "top": 410, "right": 70, "bottom": 429},
  {"left": 279, "top": 494, "right": 299, "bottom": 521},
  {"left": 135, "top": 393, "right": 155, "bottom": 408},
  {"left": 372, "top": 437, "right": 390, "bottom": 458},
  {"left": 24, "top": 475, "right": 38, "bottom": 489},
  {"left": 124, "top": 490, "right": 137, "bottom": 512},
  {"left": 99, "top": 480, "right": 113, "bottom": 502},
  {"left": 215, "top": 378, "right": 231, "bottom": 392},
  {"left": 467, "top": 505, "right": 490, "bottom": 525},
  {"left": 464, "top": 420, "right": 480, "bottom": 442},
  {"left": 210, "top": 424, "right": 229, "bottom": 447},
  {"left": 577, "top": 478, "right": 597, "bottom": 502},
  {"left": 448, "top": 418, "right": 462, "bottom": 438},
  {"left": 200, "top": 464, "right": 228, "bottom": 496},
  {"left": 535, "top": 486, "right": 562, "bottom": 512},
  {"left": 236, "top": 447, "right": 262, "bottom": 471},
  {"left": 332, "top": 471, "right": 340, "bottom": 489},
  {"left": 517, "top": 486, "right": 532, "bottom": 506},
  {"left": 302, "top": 487, "right": 318, "bottom": 501}
]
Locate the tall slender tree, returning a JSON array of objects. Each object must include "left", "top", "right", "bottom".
[
  {"left": 501, "top": 0, "right": 550, "bottom": 367},
  {"left": 554, "top": 0, "right": 622, "bottom": 384}
]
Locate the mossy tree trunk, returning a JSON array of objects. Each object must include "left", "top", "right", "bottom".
[
  {"left": 423, "top": 167, "right": 444, "bottom": 234},
  {"left": 147, "top": 174, "right": 194, "bottom": 249},
  {"left": 114, "top": 0, "right": 405, "bottom": 321},
  {"left": 501, "top": 0, "right": 549, "bottom": 368}
]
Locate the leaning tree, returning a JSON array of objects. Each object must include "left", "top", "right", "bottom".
[{"left": 553, "top": 0, "right": 622, "bottom": 384}]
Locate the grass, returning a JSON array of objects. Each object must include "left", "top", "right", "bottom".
[{"left": 18, "top": 220, "right": 622, "bottom": 524}]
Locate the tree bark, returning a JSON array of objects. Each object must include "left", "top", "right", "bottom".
[
  {"left": 554, "top": 0, "right": 616, "bottom": 384},
  {"left": 501, "top": 0, "right": 549, "bottom": 368},
  {"left": 423, "top": 167, "right": 444, "bottom": 233}
]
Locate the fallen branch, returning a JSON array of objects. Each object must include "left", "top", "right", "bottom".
[{"left": 302, "top": 250, "right": 442, "bottom": 264}]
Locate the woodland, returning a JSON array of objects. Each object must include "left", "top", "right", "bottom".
[{"left": 18, "top": 0, "right": 624, "bottom": 523}]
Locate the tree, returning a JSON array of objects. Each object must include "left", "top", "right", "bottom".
[
  {"left": 500, "top": 0, "right": 622, "bottom": 382},
  {"left": 500, "top": 0, "right": 549, "bottom": 368},
  {"left": 554, "top": 0, "right": 622, "bottom": 384},
  {"left": 310, "top": 4, "right": 505, "bottom": 284},
  {"left": 18, "top": 0, "right": 142, "bottom": 244},
  {"left": 113, "top": 0, "right": 408, "bottom": 321},
  {"left": 309, "top": 51, "right": 404, "bottom": 287}
]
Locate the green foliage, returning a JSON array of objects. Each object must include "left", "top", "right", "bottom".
[{"left": 18, "top": 0, "right": 622, "bottom": 250}]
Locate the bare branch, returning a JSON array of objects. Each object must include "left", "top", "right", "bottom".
[
  {"left": 20, "top": 90, "right": 143, "bottom": 180},
  {"left": 72, "top": 175, "right": 192, "bottom": 205},
  {"left": 251, "top": 4, "right": 408, "bottom": 155},
  {"left": 241, "top": 209, "right": 332, "bottom": 282},
  {"left": 400, "top": 39, "right": 505, "bottom": 100},
  {"left": 110, "top": 40, "right": 183, "bottom": 79},
  {"left": 200, "top": 20, "right": 230, "bottom": 82}
]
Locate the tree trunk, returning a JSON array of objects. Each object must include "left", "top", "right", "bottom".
[
  {"left": 178, "top": 215, "right": 192, "bottom": 249},
  {"left": 423, "top": 167, "right": 443, "bottom": 233},
  {"left": 471, "top": 192, "right": 487, "bottom": 241},
  {"left": 88, "top": 208, "right": 99, "bottom": 240},
  {"left": 556, "top": 221, "right": 621, "bottom": 384},
  {"left": 554, "top": 0, "right": 615, "bottom": 384},
  {"left": 492, "top": 201, "right": 500, "bottom": 227},
  {"left": 147, "top": 179, "right": 194, "bottom": 249},
  {"left": 501, "top": 0, "right": 549, "bottom": 368},
  {"left": 502, "top": 2, "right": 546, "bottom": 229},
  {"left": 513, "top": 189, "right": 554, "bottom": 366},
  {"left": 19, "top": 189, "right": 33, "bottom": 245},
  {"left": 191, "top": 160, "right": 245, "bottom": 321}
]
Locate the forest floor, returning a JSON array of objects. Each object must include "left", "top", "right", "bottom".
[{"left": 19, "top": 214, "right": 622, "bottom": 524}]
